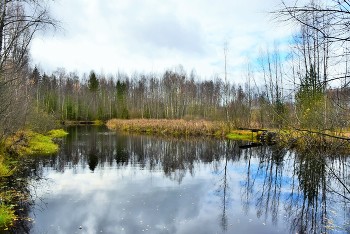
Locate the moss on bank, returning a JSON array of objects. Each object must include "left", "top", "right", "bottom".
[
  {"left": 5, "top": 129, "right": 68, "bottom": 156},
  {"left": 0, "top": 128, "right": 68, "bottom": 229}
]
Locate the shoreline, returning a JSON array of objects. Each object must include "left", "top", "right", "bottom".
[
  {"left": 0, "top": 129, "right": 68, "bottom": 229},
  {"left": 106, "top": 119, "right": 260, "bottom": 141}
]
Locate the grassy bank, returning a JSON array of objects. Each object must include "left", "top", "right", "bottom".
[
  {"left": 106, "top": 119, "right": 257, "bottom": 140},
  {"left": 0, "top": 128, "right": 68, "bottom": 229}
]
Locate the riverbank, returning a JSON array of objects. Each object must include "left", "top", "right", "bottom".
[
  {"left": 0, "top": 129, "right": 68, "bottom": 229},
  {"left": 106, "top": 119, "right": 350, "bottom": 151},
  {"left": 106, "top": 119, "right": 258, "bottom": 140}
]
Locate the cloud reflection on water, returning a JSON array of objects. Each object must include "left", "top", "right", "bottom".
[{"left": 25, "top": 126, "right": 349, "bottom": 234}]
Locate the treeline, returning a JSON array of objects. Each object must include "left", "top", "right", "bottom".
[
  {"left": 29, "top": 65, "right": 290, "bottom": 128},
  {"left": 28, "top": 58, "right": 350, "bottom": 133}
]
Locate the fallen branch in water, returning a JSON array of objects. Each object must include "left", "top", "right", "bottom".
[{"left": 294, "top": 128, "right": 350, "bottom": 141}]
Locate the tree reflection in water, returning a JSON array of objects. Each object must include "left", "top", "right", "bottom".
[
  {"left": 4, "top": 126, "right": 350, "bottom": 233},
  {"left": 241, "top": 139, "right": 350, "bottom": 234}
]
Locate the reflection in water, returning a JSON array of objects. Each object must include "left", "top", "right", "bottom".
[
  {"left": 6, "top": 126, "right": 350, "bottom": 233},
  {"left": 218, "top": 142, "right": 229, "bottom": 232}
]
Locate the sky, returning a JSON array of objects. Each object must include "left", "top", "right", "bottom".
[{"left": 30, "top": 0, "right": 297, "bottom": 82}]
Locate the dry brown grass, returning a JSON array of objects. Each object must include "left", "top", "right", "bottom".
[{"left": 106, "top": 119, "right": 233, "bottom": 137}]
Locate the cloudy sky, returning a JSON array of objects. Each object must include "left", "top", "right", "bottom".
[{"left": 31, "top": 0, "right": 296, "bottom": 81}]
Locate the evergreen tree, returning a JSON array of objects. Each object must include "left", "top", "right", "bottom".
[
  {"left": 88, "top": 71, "right": 99, "bottom": 119},
  {"left": 88, "top": 71, "right": 99, "bottom": 92},
  {"left": 116, "top": 80, "right": 129, "bottom": 119},
  {"left": 30, "top": 66, "right": 41, "bottom": 85},
  {"left": 296, "top": 65, "right": 324, "bottom": 129}
]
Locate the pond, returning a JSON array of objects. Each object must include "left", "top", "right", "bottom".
[{"left": 9, "top": 126, "right": 350, "bottom": 233}]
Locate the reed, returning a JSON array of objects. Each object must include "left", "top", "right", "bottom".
[{"left": 106, "top": 119, "right": 233, "bottom": 137}]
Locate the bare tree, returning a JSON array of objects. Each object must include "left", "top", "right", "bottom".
[
  {"left": 275, "top": 0, "right": 350, "bottom": 130},
  {"left": 0, "top": 0, "right": 56, "bottom": 138},
  {"left": 278, "top": 0, "right": 350, "bottom": 43}
]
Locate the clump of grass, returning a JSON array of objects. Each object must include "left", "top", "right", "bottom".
[
  {"left": 0, "top": 204, "right": 15, "bottom": 230},
  {"left": 47, "top": 129, "right": 68, "bottom": 138}
]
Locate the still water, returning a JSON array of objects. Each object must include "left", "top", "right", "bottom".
[{"left": 15, "top": 126, "right": 350, "bottom": 233}]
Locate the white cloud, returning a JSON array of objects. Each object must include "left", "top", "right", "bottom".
[{"left": 31, "top": 0, "right": 296, "bottom": 80}]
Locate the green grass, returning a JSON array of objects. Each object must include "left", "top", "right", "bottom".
[
  {"left": 47, "top": 129, "right": 68, "bottom": 138},
  {"left": 0, "top": 205, "right": 15, "bottom": 230},
  {"left": 226, "top": 130, "right": 257, "bottom": 141}
]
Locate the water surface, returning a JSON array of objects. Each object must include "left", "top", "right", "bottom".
[{"left": 14, "top": 126, "right": 350, "bottom": 233}]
